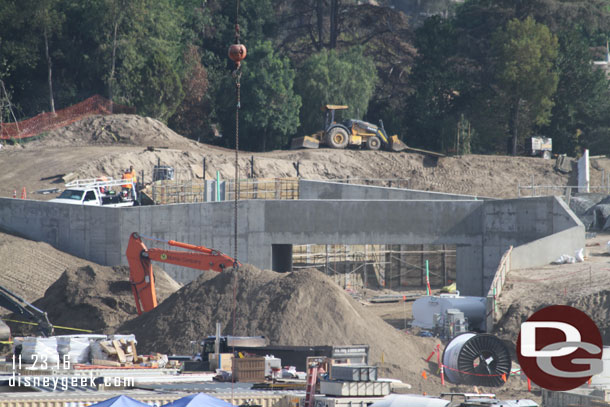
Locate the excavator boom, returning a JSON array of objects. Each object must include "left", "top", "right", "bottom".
[{"left": 126, "top": 232, "right": 239, "bottom": 314}]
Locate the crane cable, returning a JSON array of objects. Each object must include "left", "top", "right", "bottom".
[{"left": 229, "top": 0, "right": 244, "bottom": 400}]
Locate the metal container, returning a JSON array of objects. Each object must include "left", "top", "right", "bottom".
[{"left": 331, "top": 365, "right": 378, "bottom": 382}]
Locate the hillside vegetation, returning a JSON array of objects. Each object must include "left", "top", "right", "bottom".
[{"left": 0, "top": 0, "right": 609, "bottom": 155}]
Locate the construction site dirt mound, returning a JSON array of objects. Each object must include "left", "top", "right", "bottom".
[
  {"left": 118, "top": 265, "right": 440, "bottom": 386},
  {"left": 0, "top": 231, "right": 95, "bottom": 304},
  {"left": 13, "top": 265, "right": 181, "bottom": 336},
  {"left": 15, "top": 114, "right": 199, "bottom": 150}
]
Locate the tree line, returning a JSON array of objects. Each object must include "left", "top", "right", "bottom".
[{"left": 0, "top": 0, "right": 609, "bottom": 155}]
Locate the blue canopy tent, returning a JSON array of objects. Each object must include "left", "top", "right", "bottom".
[
  {"left": 162, "top": 393, "right": 236, "bottom": 407},
  {"left": 88, "top": 395, "right": 151, "bottom": 407}
]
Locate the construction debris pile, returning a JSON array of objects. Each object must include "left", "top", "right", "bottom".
[
  {"left": 14, "top": 334, "right": 174, "bottom": 368},
  {"left": 569, "top": 194, "right": 610, "bottom": 230},
  {"left": 89, "top": 336, "right": 174, "bottom": 368},
  {"left": 17, "top": 265, "right": 180, "bottom": 335},
  {"left": 118, "top": 266, "right": 440, "bottom": 384}
]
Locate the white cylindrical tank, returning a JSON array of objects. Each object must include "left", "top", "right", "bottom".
[
  {"left": 438, "top": 295, "right": 487, "bottom": 331},
  {"left": 412, "top": 295, "right": 487, "bottom": 331},
  {"left": 412, "top": 296, "right": 442, "bottom": 329}
]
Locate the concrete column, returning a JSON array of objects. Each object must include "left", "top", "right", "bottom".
[{"left": 456, "top": 245, "right": 483, "bottom": 296}]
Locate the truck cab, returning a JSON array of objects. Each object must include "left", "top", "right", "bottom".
[{"left": 50, "top": 178, "right": 137, "bottom": 207}]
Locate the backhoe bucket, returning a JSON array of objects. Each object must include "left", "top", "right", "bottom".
[
  {"left": 389, "top": 135, "right": 407, "bottom": 152},
  {"left": 290, "top": 135, "right": 320, "bottom": 150}
]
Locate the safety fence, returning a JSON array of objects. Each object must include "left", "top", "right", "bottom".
[
  {"left": 486, "top": 246, "right": 512, "bottom": 332},
  {"left": 0, "top": 95, "right": 134, "bottom": 141}
]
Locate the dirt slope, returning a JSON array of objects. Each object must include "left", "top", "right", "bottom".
[
  {"left": 0, "top": 114, "right": 578, "bottom": 200},
  {"left": 0, "top": 231, "right": 95, "bottom": 303},
  {"left": 7, "top": 264, "right": 181, "bottom": 336}
]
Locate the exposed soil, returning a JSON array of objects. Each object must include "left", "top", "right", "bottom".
[
  {"left": 1, "top": 113, "right": 607, "bottom": 402},
  {"left": 117, "top": 265, "right": 540, "bottom": 399},
  {"left": 0, "top": 231, "right": 95, "bottom": 303},
  {"left": 493, "top": 233, "right": 610, "bottom": 346},
  {"left": 0, "top": 114, "right": 583, "bottom": 201},
  {"left": 6, "top": 264, "right": 181, "bottom": 337},
  {"left": 119, "top": 266, "right": 441, "bottom": 386}
]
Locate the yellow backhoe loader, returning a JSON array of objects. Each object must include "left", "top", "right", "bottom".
[{"left": 291, "top": 105, "right": 408, "bottom": 152}]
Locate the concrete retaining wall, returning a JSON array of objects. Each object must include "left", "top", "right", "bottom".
[
  {"left": 511, "top": 226, "right": 585, "bottom": 270},
  {"left": 299, "top": 179, "right": 484, "bottom": 200},
  {"left": 0, "top": 181, "right": 585, "bottom": 295}
]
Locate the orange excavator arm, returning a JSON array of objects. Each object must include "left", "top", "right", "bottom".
[{"left": 125, "top": 232, "right": 239, "bottom": 315}]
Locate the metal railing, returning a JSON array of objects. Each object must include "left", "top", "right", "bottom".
[
  {"left": 486, "top": 246, "right": 512, "bottom": 332},
  {"left": 518, "top": 184, "right": 610, "bottom": 197}
]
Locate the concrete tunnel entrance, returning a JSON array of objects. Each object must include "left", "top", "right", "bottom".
[
  {"left": 271, "top": 244, "right": 293, "bottom": 273},
  {"left": 271, "top": 243, "right": 457, "bottom": 290}
]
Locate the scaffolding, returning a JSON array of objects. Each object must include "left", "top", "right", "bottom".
[
  {"left": 226, "top": 178, "right": 299, "bottom": 200},
  {"left": 148, "top": 177, "right": 299, "bottom": 204},
  {"left": 292, "top": 244, "right": 456, "bottom": 292}
]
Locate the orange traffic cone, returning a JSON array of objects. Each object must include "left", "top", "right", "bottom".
[
  {"left": 12, "top": 190, "right": 16, "bottom": 198},
  {"left": 20, "top": 187, "right": 26, "bottom": 199}
]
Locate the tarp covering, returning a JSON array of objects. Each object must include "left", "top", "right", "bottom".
[
  {"left": 89, "top": 395, "right": 150, "bottom": 407},
  {"left": 162, "top": 393, "right": 236, "bottom": 407}
]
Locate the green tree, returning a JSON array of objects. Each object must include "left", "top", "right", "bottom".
[
  {"left": 107, "top": 0, "right": 185, "bottom": 120},
  {"left": 168, "top": 45, "right": 209, "bottom": 140},
  {"left": 131, "top": 51, "right": 184, "bottom": 121},
  {"left": 217, "top": 40, "right": 301, "bottom": 151},
  {"left": 493, "top": 16, "right": 559, "bottom": 155},
  {"left": 295, "top": 47, "right": 377, "bottom": 135},
  {"left": 544, "top": 30, "right": 610, "bottom": 155},
  {"left": 34, "top": 0, "right": 65, "bottom": 114},
  {"left": 405, "top": 16, "right": 462, "bottom": 151}
]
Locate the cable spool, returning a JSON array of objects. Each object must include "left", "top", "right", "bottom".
[{"left": 442, "top": 333, "right": 511, "bottom": 387}]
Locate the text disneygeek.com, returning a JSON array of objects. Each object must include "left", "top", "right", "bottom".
[{"left": 8, "top": 373, "right": 135, "bottom": 391}]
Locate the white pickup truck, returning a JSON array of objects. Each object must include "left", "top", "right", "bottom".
[{"left": 50, "top": 178, "right": 137, "bottom": 207}]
